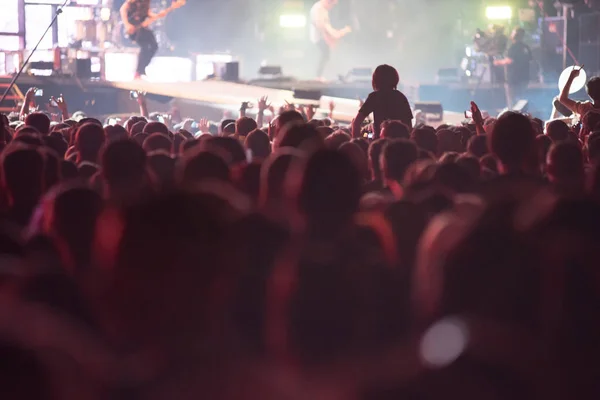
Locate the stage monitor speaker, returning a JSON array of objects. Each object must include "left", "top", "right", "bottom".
[
  {"left": 293, "top": 89, "right": 321, "bottom": 101},
  {"left": 259, "top": 65, "right": 282, "bottom": 76},
  {"left": 436, "top": 68, "right": 461, "bottom": 83},
  {"left": 220, "top": 62, "right": 239, "bottom": 82},
  {"left": 75, "top": 58, "right": 92, "bottom": 79},
  {"left": 414, "top": 101, "right": 443, "bottom": 121}
]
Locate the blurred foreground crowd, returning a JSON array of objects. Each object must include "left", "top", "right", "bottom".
[{"left": 1, "top": 65, "right": 600, "bottom": 399}]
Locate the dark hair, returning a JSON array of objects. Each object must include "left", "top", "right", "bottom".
[
  {"left": 220, "top": 119, "right": 235, "bottom": 134},
  {"left": 368, "top": 138, "right": 388, "bottom": 181},
  {"left": 236, "top": 117, "right": 258, "bottom": 138},
  {"left": 178, "top": 149, "right": 230, "bottom": 185},
  {"left": 411, "top": 127, "right": 437, "bottom": 154},
  {"left": 467, "top": 134, "right": 489, "bottom": 158},
  {"left": 381, "top": 120, "right": 410, "bottom": 140},
  {"left": 101, "top": 139, "right": 147, "bottom": 188},
  {"left": 24, "top": 113, "right": 51, "bottom": 135},
  {"left": 546, "top": 120, "right": 570, "bottom": 142},
  {"left": 587, "top": 76, "right": 600, "bottom": 103},
  {"left": 75, "top": 123, "right": 106, "bottom": 162},
  {"left": 488, "top": 111, "right": 536, "bottom": 169},
  {"left": 143, "top": 133, "right": 172, "bottom": 153},
  {"left": 547, "top": 141, "right": 584, "bottom": 180},
  {"left": 245, "top": 129, "right": 271, "bottom": 159},
  {"left": 382, "top": 139, "right": 419, "bottom": 183},
  {"left": 372, "top": 64, "right": 400, "bottom": 91},
  {"left": 143, "top": 122, "right": 170, "bottom": 136},
  {"left": 277, "top": 122, "right": 324, "bottom": 150},
  {"left": 131, "top": 120, "right": 147, "bottom": 136}
]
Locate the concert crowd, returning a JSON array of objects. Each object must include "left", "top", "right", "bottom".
[{"left": 1, "top": 63, "right": 600, "bottom": 399}]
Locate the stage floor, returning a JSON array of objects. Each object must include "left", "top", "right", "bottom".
[{"left": 0, "top": 74, "right": 491, "bottom": 127}]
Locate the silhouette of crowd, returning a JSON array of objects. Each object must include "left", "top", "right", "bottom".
[{"left": 1, "top": 64, "right": 600, "bottom": 399}]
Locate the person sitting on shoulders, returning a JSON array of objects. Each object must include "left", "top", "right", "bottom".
[
  {"left": 559, "top": 67, "right": 600, "bottom": 122},
  {"left": 351, "top": 65, "right": 413, "bottom": 139}
]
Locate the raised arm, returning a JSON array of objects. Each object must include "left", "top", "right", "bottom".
[
  {"left": 352, "top": 111, "right": 368, "bottom": 138},
  {"left": 559, "top": 67, "right": 581, "bottom": 113}
]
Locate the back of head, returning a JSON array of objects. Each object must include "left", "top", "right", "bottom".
[
  {"left": 382, "top": 139, "right": 419, "bottom": 184},
  {"left": 546, "top": 120, "right": 570, "bottom": 142},
  {"left": 324, "top": 131, "right": 351, "bottom": 149},
  {"left": 24, "top": 113, "right": 50, "bottom": 135},
  {"left": 143, "top": 133, "right": 172, "bottom": 154},
  {"left": 489, "top": 111, "right": 536, "bottom": 171},
  {"left": 16, "top": 125, "right": 41, "bottom": 138},
  {"left": 381, "top": 120, "right": 410, "bottom": 140},
  {"left": 368, "top": 138, "right": 388, "bottom": 180},
  {"left": 467, "top": 134, "right": 489, "bottom": 158},
  {"left": 47, "top": 185, "right": 103, "bottom": 269},
  {"left": 547, "top": 141, "right": 585, "bottom": 182},
  {"left": 143, "top": 121, "right": 170, "bottom": 136},
  {"left": 339, "top": 141, "right": 368, "bottom": 180},
  {"left": 583, "top": 110, "right": 600, "bottom": 134},
  {"left": 586, "top": 76, "right": 600, "bottom": 103},
  {"left": 245, "top": 129, "right": 271, "bottom": 159},
  {"left": 220, "top": 118, "right": 235, "bottom": 135},
  {"left": 260, "top": 150, "right": 299, "bottom": 206},
  {"left": 104, "top": 124, "right": 129, "bottom": 142},
  {"left": 125, "top": 116, "right": 146, "bottom": 133},
  {"left": 101, "top": 139, "right": 147, "bottom": 189},
  {"left": 236, "top": 117, "right": 258, "bottom": 138},
  {"left": 275, "top": 110, "right": 304, "bottom": 137},
  {"left": 2, "top": 147, "right": 44, "bottom": 204},
  {"left": 75, "top": 123, "right": 106, "bottom": 163},
  {"left": 436, "top": 129, "right": 464, "bottom": 154},
  {"left": 178, "top": 148, "right": 230, "bottom": 185},
  {"left": 535, "top": 134, "right": 553, "bottom": 165},
  {"left": 372, "top": 64, "right": 399, "bottom": 90},
  {"left": 202, "top": 136, "right": 246, "bottom": 165},
  {"left": 277, "top": 122, "right": 324, "bottom": 150},
  {"left": 297, "top": 149, "right": 362, "bottom": 232},
  {"left": 131, "top": 120, "right": 147, "bottom": 136},
  {"left": 412, "top": 127, "right": 438, "bottom": 154},
  {"left": 42, "top": 135, "right": 68, "bottom": 158}
]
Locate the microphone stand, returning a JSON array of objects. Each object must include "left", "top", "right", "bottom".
[{"left": 0, "top": 0, "right": 70, "bottom": 105}]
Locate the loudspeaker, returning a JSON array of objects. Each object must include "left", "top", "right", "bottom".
[
  {"left": 75, "top": 58, "right": 92, "bottom": 79},
  {"left": 579, "top": 43, "right": 600, "bottom": 75},
  {"left": 293, "top": 89, "right": 321, "bottom": 101},
  {"left": 221, "top": 62, "right": 239, "bottom": 82},
  {"left": 414, "top": 101, "right": 443, "bottom": 121}
]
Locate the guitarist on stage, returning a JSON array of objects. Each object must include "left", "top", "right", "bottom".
[
  {"left": 120, "top": 0, "right": 185, "bottom": 79},
  {"left": 310, "top": 0, "right": 351, "bottom": 81}
]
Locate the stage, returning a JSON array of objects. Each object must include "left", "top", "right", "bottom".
[{"left": 0, "top": 69, "right": 572, "bottom": 127}]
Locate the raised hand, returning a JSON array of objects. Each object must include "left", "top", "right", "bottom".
[
  {"left": 198, "top": 118, "right": 210, "bottom": 133},
  {"left": 569, "top": 65, "right": 582, "bottom": 80},
  {"left": 257, "top": 96, "right": 270, "bottom": 112},
  {"left": 51, "top": 95, "right": 68, "bottom": 112},
  {"left": 470, "top": 101, "right": 485, "bottom": 134},
  {"left": 51, "top": 94, "right": 69, "bottom": 120},
  {"left": 284, "top": 100, "right": 296, "bottom": 111},
  {"left": 306, "top": 104, "right": 317, "bottom": 121}
]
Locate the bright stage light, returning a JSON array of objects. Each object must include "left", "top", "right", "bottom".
[
  {"left": 279, "top": 14, "right": 307, "bottom": 28},
  {"left": 486, "top": 6, "right": 512, "bottom": 20}
]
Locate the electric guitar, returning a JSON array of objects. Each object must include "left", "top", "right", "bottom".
[
  {"left": 324, "top": 25, "right": 352, "bottom": 49},
  {"left": 124, "top": 0, "right": 186, "bottom": 38}
]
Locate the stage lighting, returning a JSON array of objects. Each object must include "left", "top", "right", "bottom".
[
  {"left": 486, "top": 6, "right": 512, "bottom": 20},
  {"left": 279, "top": 14, "right": 307, "bottom": 28}
]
